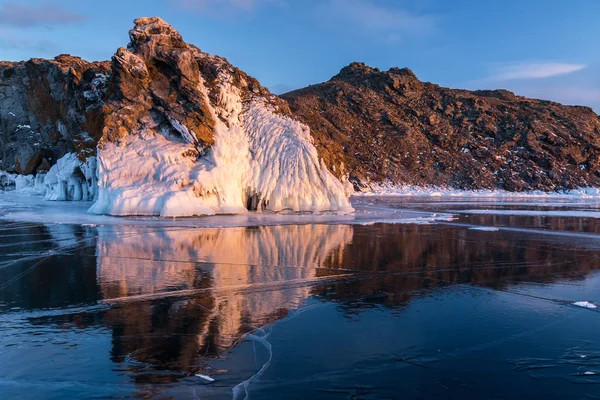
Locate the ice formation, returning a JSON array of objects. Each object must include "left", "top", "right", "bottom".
[
  {"left": 89, "top": 66, "right": 353, "bottom": 217},
  {"left": 43, "top": 153, "right": 97, "bottom": 201},
  {"left": 3, "top": 153, "right": 97, "bottom": 201},
  {"left": 0, "top": 171, "right": 16, "bottom": 187}
]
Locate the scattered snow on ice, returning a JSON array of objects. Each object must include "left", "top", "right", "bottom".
[
  {"left": 90, "top": 66, "right": 353, "bottom": 217},
  {"left": 573, "top": 301, "right": 597, "bottom": 309},
  {"left": 195, "top": 374, "right": 215, "bottom": 382},
  {"left": 360, "top": 185, "right": 600, "bottom": 199},
  {"left": 455, "top": 210, "right": 600, "bottom": 219},
  {"left": 469, "top": 226, "right": 500, "bottom": 232}
]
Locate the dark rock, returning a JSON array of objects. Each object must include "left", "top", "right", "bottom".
[{"left": 0, "top": 56, "right": 110, "bottom": 173}]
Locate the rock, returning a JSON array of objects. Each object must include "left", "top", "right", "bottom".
[
  {"left": 98, "top": 17, "right": 217, "bottom": 149},
  {"left": 0, "top": 56, "right": 110, "bottom": 173},
  {"left": 282, "top": 64, "right": 600, "bottom": 191}
]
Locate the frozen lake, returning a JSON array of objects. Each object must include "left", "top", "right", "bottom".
[{"left": 1, "top": 195, "right": 600, "bottom": 399}]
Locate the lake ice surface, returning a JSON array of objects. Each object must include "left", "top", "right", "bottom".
[{"left": 1, "top": 194, "right": 600, "bottom": 399}]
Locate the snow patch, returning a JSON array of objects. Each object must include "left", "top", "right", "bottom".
[
  {"left": 469, "top": 226, "right": 500, "bottom": 232},
  {"left": 360, "top": 184, "right": 600, "bottom": 199},
  {"left": 573, "top": 301, "right": 597, "bottom": 309},
  {"left": 195, "top": 374, "right": 215, "bottom": 382}
]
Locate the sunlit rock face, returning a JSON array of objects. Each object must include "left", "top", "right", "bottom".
[
  {"left": 96, "top": 224, "right": 353, "bottom": 353},
  {"left": 283, "top": 62, "right": 600, "bottom": 191}
]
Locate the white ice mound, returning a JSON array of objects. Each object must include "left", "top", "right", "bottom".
[
  {"left": 43, "top": 153, "right": 97, "bottom": 201},
  {"left": 89, "top": 70, "right": 353, "bottom": 217},
  {"left": 573, "top": 301, "right": 597, "bottom": 309}
]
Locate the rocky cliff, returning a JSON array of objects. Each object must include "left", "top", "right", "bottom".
[
  {"left": 0, "top": 56, "right": 109, "bottom": 175},
  {"left": 282, "top": 62, "right": 600, "bottom": 191}
]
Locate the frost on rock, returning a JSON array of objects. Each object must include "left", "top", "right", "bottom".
[
  {"left": 89, "top": 66, "right": 353, "bottom": 217},
  {"left": 43, "top": 153, "right": 98, "bottom": 201}
]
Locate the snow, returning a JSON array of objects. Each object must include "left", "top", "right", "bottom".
[
  {"left": 89, "top": 66, "right": 353, "bottom": 217},
  {"left": 195, "top": 374, "right": 215, "bottom": 382},
  {"left": 469, "top": 226, "right": 500, "bottom": 232},
  {"left": 454, "top": 210, "right": 600, "bottom": 219},
  {"left": 360, "top": 184, "right": 600, "bottom": 199},
  {"left": 573, "top": 301, "right": 597, "bottom": 309}
]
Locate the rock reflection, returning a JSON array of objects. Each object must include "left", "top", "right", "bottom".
[
  {"left": 315, "top": 224, "right": 600, "bottom": 306},
  {"left": 95, "top": 224, "right": 353, "bottom": 371}
]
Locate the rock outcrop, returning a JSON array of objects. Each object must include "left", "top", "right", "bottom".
[
  {"left": 89, "top": 17, "right": 352, "bottom": 216},
  {"left": 283, "top": 62, "right": 600, "bottom": 191},
  {"left": 0, "top": 56, "right": 109, "bottom": 174}
]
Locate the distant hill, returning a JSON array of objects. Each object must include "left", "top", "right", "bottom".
[{"left": 282, "top": 62, "right": 600, "bottom": 191}]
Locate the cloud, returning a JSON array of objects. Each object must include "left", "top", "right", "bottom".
[
  {"left": 0, "top": 1, "right": 86, "bottom": 28},
  {"left": 0, "top": 28, "right": 55, "bottom": 51},
  {"left": 176, "top": 0, "right": 254, "bottom": 11},
  {"left": 0, "top": 37, "right": 56, "bottom": 52},
  {"left": 174, "top": 0, "right": 283, "bottom": 13},
  {"left": 488, "top": 62, "right": 586, "bottom": 81},
  {"left": 321, "top": 0, "right": 436, "bottom": 41},
  {"left": 516, "top": 86, "right": 600, "bottom": 111}
]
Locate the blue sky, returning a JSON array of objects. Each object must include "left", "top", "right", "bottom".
[{"left": 0, "top": 0, "right": 599, "bottom": 111}]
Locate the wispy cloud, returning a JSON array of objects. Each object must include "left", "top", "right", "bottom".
[
  {"left": 320, "top": 0, "right": 436, "bottom": 42},
  {"left": 0, "top": 1, "right": 87, "bottom": 28},
  {"left": 174, "top": 0, "right": 284, "bottom": 13},
  {"left": 0, "top": 28, "right": 56, "bottom": 52},
  {"left": 488, "top": 62, "right": 586, "bottom": 81}
]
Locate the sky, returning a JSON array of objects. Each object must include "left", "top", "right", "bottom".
[{"left": 0, "top": 0, "right": 599, "bottom": 112}]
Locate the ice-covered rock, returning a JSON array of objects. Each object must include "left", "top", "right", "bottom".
[{"left": 89, "top": 17, "right": 352, "bottom": 216}]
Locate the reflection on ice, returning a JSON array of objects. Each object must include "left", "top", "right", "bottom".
[{"left": 96, "top": 224, "right": 352, "bottom": 356}]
